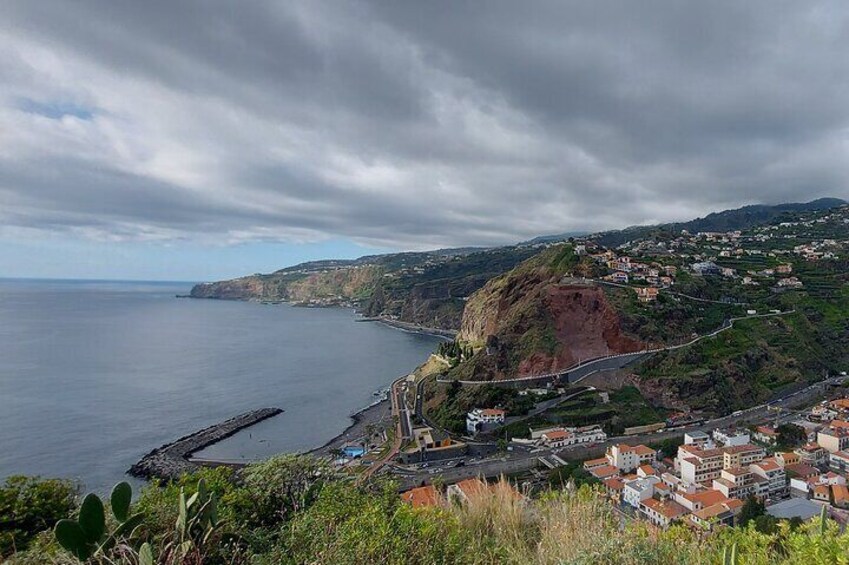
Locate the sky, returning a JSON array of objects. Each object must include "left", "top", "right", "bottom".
[{"left": 2, "top": 1, "right": 849, "bottom": 281}]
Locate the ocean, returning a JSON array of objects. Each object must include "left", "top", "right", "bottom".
[{"left": 0, "top": 279, "right": 441, "bottom": 492}]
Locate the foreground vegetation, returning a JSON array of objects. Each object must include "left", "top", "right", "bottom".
[{"left": 4, "top": 458, "right": 849, "bottom": 564}]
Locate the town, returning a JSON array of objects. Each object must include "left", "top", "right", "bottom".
[{"left": 317, "top": 203, "right": 849, "bottom": 533}]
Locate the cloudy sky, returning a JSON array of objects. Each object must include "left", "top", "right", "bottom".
[{"left": 2, "top": 1, "right": 849, "bottom": 280}]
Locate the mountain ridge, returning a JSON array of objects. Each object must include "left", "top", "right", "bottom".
[{"left": 190, "top": 198, "right": 847, "bottom": 333}]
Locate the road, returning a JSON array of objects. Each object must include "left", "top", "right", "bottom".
[
  {"left": 360, "top": 374, "right": 410, "bottom": 482},
  {"left": 395, "top": 374, "right": 842, "bottom": 490},
  {"left": 437, "top": 309, "right": 795, "bottom": 388}
]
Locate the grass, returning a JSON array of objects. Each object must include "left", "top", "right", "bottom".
[{"left": 498, "top": 387, "right": 666, "bottom": 437}]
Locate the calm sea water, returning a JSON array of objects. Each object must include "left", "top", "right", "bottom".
[{"left": 0, "top": 279, "right": 440, "bottom": 492}]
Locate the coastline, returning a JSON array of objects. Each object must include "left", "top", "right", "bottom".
[
  {"left": 357, "top": 316, "right": 457, "bottom": 340},
  {"left": 182, "top": 295, "right": 445, "bottom": 460},
  {"left": 306, "top": 396, "right": 392, "bottom": 458}
]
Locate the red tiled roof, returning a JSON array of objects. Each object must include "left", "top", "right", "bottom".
[
  {"left": 752, "top": 458, "right": 781, "bottom": 472},
  {"left": 589, "top": 465, "right": 620, "bottom": 479},
  {"left": 633, "top": 445, "right": 656, "bottom": 456},
  {"left": 785, "top": 463, "right": 819, "bottom": 477},
  {"left": 454, "top": 478, "right": 489, "bottom": 499},
  {"left": 603, "top": 477, "right": 625, "bottom": 491},
  {"left": 642, "top": 498, "right": 689, "bottom": 519},
  {"left": 401, "top": 485, "right": 440, "bottom": 508},
  {"left": 584, "top": 457, "right": 609, "bottom": 469},
  {"left": 681, "top": 489, "right": 728, "bottom": 508},
  {"left": 723, "top": 444, "right": 763, "bottom": 454}
]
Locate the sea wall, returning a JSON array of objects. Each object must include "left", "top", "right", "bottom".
[{"left": 128, "top": 407, "right": 283, "bottom": 480}]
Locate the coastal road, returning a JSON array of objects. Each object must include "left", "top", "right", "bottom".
[
  {"left": 360, "top": 374, "right": 410, "bottom": 483},
  {"left": 438, "top": 309, "right": 795, "bottom": 388},
  {"left": 396, "top": 374, "right": 842, "bottom": 490}
]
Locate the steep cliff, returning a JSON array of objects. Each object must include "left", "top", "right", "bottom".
[
  {"left": 450, "top": 245, "right": 650, "bottom": 381},
  {"left": 190, "top": 275, "right": 289, "bottom": 301},
  {"left": 190, "top": 246, "right": 537, "bottom": 329},
  {"left": 189, "top": 266, "right": 382, "bottom": 305}
]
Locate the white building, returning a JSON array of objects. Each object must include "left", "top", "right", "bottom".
[
  {"left": 607, "top": 444, "right": 657, "bottom": 473},
  {"left": 678, "top": 445, "right": 724, "bottom": 485},
  {"left": 750, "top": 458, "right": 787, "bottom": 499},
  {"left": 713, "top": 428, "right": 751, "bottom": 447},
  {"left": 466, "top": 408, "right": 505, "bottom": 434},
  {"left": 684, "top": 431, "right": 715, "bottom": 449},
  {"left": 535, "top": 425, "right": 606, "bottom": 448},
  {"left": 623, "top": 477, "right": 660, "bottom": 508}
]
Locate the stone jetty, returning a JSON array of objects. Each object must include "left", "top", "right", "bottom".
[{"left": 128, "top": 407, "right": 283, "bottom": 480}]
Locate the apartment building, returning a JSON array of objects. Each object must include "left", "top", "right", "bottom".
[
  {"left": 750, "top": 458, "right": 787, "bottom": 498},
  {"left": 723, "top": 444, "right": 766, "bottom": 469},
  {"left": 795, "top": 443, "right": 828, "bottom": 467},
  {"left": 829, "top": 451, "right": 849, "bottom": 473},
  {"left": 817, "top": 426, "right": 849, "bottom": 454},
  {"left": 623, "top": 477, "right": 660, "bottom": 509},
  {"left": 607, "top": 444, "right": 656, "bottom": 473},
  {"left": 713, "top": 468, "right": 756, "bottom": 500},
  {"left": 678, "top": 445, "right": 724, "bottom": 485}
]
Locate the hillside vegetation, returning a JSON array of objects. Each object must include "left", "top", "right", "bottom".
[
  {"left": 5, "top": 465, "right": 849, "bottom": 564},
  {"left": 191, "top": 247, "right": 536, "bottom": 330}
]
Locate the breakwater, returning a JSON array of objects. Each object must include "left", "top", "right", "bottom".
[{"left": 128, "top": 407, "right": 283, "bottom": 480}]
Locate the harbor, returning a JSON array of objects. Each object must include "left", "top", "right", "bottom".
[{"left": 128, "top": 407, "right": 283, "bottom": 480}]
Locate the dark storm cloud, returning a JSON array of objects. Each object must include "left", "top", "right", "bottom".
[{"left": 1, "top": 1, "right": 848, "bottom": 248}]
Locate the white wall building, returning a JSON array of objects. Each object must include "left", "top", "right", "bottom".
[
  {"left": 466, "top": 408, "right": 505, "bottom": 434},
  {"left": 623, "top": 477, "right": 660, "bottom": 508},
  {"left": 713, "top": 429, "right": 751, "bottom": 447}
]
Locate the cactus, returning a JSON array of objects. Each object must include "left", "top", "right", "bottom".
[
  {"left": 111, "top": 480, "right": 132, "bottom": 522},
  {"left": 139, "top": 542, "right": 154, "bottom": 565},
  {"left": 54, "top": 481, "right": 144, "bottom": 560},
  {"left": 175, "top": 478, "right": 220, "bottom": 544},
  {"left": 165, "top": 477, "right": 240, "bottom": 559},
  {"left": 721, "top": 542, "right": 737, "bottom": 565}
]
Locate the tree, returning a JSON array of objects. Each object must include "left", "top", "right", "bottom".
[
  {"left": 446, "top": 379, "right": 461, "bottom": 400},
  {"left": 0, "top": 475, "right": 78, "bottom": 557},
  {"left": 738, "top": 496, "right": 766, "bottom": 527},
  {"left": 238, "top": 455, "right": 331, "bottom": 528},
  {"left": 752, "top": 514, "right": 778, "bottom": 534},
  {"left": 776, "top": 424, "right": 807, "bottom": 449},
  {"left": 652, "top": 437, "right": 684, "bottom": 459},
  {"left": 548, "top": 462, "right": 597, "bottom": 489}
]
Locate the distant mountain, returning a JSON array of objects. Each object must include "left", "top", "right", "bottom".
[
  {"left": 517, "top": 231, "right": 586, "bottom": 246},
  {"left": 592, "top": 197, "right": 846, "bottom": 247},
  {"left": 190, "top": 197, "right": 847, "bottom": 331}
]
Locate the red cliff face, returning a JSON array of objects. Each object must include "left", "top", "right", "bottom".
[
  {"left": 456, "top": 261, "right": 651, "bottom": 381},
  {"left": 516, "top": 285, "right": 646, "bottom": 376}
]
